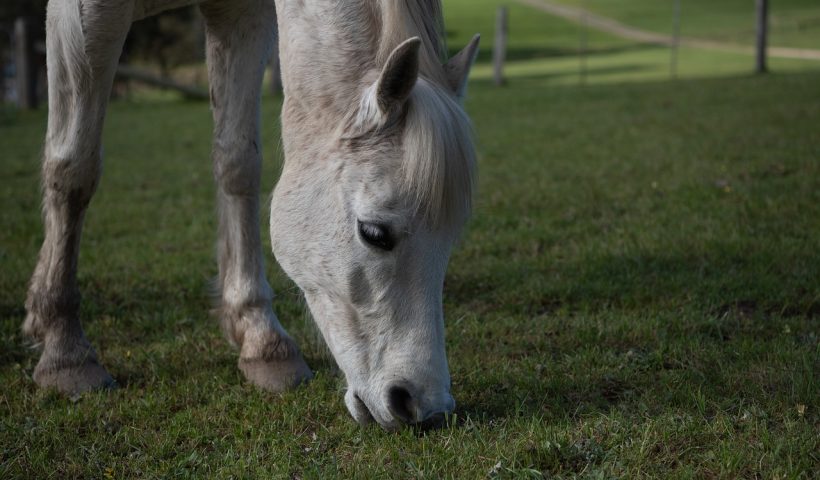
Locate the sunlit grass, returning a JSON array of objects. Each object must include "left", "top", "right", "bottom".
[
  {"left": 536, "top": 0, "right": 820, "bottom": 49},
  {"left": 444, "top": 0, "right": 820, "bottom": 86}
]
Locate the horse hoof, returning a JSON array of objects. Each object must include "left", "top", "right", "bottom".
[
  {"left": 33, "top": 360, "right": 116, "bottom": 396},
  {"left": 239, "top": 355, "right": 313, "bottom": 393}
]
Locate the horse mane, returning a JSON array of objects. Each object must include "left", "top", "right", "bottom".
[
  {"left": 372, "top": 0, "right": 476, "bottom": 229},
  {"left": 376, "top": 0, "right": 449, "bottom": 86}
]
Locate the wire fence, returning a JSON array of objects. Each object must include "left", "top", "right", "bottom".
[{"left": 493, "top": 0, "right": 820, "bottom": 85}]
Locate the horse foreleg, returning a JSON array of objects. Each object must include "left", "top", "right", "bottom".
[
  {"left": 200, "top": 0, "right": 312, "bottom": 392},
  {"left": 24, "top": 0, "right": 133, "bottom": 394}
]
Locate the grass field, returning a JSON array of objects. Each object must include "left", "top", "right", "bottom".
[
  {"left": 2, "top": 1, "right": 819, "bottom": 478},
  {"left": 442, "top": 0, "right": 820, "bottom": 86},
  {"left": 548, "top": 0, "right": 820, "bottom": 49}
]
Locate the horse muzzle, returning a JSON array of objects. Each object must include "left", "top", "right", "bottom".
[{"left": 345, "top": 381, "right": 455, "bottom": 431}]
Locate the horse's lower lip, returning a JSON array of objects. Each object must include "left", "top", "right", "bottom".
[
  {"left": 354, "top": 394, "right": 375, "bottom": 424},
  {"left": 345, "top": 390, "right": 375, "bottom": 425},
  {"left": 346, "top": 387, "right": 455, "bottom": 431},
  {"left": 347, "top": 391, "right": 404, "bottom": 431}
]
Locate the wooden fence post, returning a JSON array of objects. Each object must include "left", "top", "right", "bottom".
[
  {"left": 14, "top": 17, "right": 37, "bottom": 109},
  {"left": 578, "top": 3, "right": 588, "bottom": 86},
  {"left": 670, "top": 0, "right": 681, "bottom": 78},
  {"left": 493, "top": 6, "right": 507, "bottom": 87},
  {"left": 755, "top": 0, "right": 769, "bottom": 73}
]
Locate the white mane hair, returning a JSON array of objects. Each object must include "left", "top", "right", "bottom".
[
  {"left": 347, "top": 0, "right": 477, "bottom": 229},
  {"left": 401, "top": 80, "right": 476, "bottom": 229},
  {"left": 376, "top": 0, "right": 449, "bottom": 86}
]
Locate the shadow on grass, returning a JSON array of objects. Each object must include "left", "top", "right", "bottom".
[
  {"left": 446, "top": 246, "right": 819, "bottom": 320},
  {"left": 445, "top": 244, "right": 817, "bottom": 424},
  {"left": 0, "top": 271, "right": 339, "bottom": 393},
  {"left": 455, "top": 375, "right": 633, "bottom": 425}
]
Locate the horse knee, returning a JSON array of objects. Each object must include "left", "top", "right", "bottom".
[
  {"left": 42, "top": 150, "right": 102, "bottom": 209},
  {"left": 213, "top": 140, "right": 261, "bottom": 195}
]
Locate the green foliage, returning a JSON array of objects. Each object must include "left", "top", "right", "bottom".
[
  {"left": 0, "top": 0, "right": 46, "bottom": 26},
  {"left": 0, "top": 0, "right": 47, "bottom": 74},
  {"left": 0, "top": 1, "right": 203, "bottom": 78},
  {"left": 127, "top": 8, "right": 205, "bottom": 75}
]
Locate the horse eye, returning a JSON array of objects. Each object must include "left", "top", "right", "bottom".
[{"left": 358, "top": 220, "right": 395, "bottom": 251}]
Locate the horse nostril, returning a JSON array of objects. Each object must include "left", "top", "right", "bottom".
[{"left": 386, "top": 384, "right": 417, "bottom": 424}]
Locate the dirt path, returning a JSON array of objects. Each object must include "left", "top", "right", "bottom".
[{"left": 516, "top": 0, "right": 820, "bottom": 61}]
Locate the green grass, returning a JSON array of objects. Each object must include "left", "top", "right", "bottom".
[
  {"left": 442, "top": 0, "right": 820, "bottom": 87},
  {"left": 2, "top": 71, "right": 818, "bottom": 479},
  {"left": 1, "top": 1, "right": 819, "bottom": 477},
  {"left": 548, "top": 0, "right": 820, "bottom": 49}
]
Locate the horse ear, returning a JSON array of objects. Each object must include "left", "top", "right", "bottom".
[
  {"left": 376, "top": 37, "right": 422, "bottom": 112},
  {"left": 444, "top": 34, "right": 480, "bottom": 100}
]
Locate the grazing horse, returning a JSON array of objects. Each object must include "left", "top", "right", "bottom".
[{"left": 25, "top": 0, "right": 478, "bottom": 431}]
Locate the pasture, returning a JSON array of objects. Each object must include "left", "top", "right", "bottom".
[
  {"left": 1, "top": 0, "right": 819, "bottom": 477},
  {"left": 545, "top": 0, "right": 820, "bottom": 49},
  {"left": 449, "top": 0, "right": 820, "bottom": 86}
]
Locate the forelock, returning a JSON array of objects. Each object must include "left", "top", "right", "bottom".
[{"left": 343, "top": 78, "right": 476, "bottom": 231}]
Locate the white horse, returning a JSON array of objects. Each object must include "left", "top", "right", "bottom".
[{"left": 25, "top": 0, "right": 478, "bottom": 431}]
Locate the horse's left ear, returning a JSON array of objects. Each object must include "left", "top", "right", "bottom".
[
  {"left": 376, "top": 37, "right": 422, "bottom": 113},
  {"left": 444, "top": 34, "right": 480, "bottom": 100}
]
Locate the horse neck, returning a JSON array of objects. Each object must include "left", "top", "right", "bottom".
[
  {"left": 276, "top": 1, "right": 379, "bottom": 121},
  {"left": 276, "top": 0, "right": 448, "bottom": 133}
]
